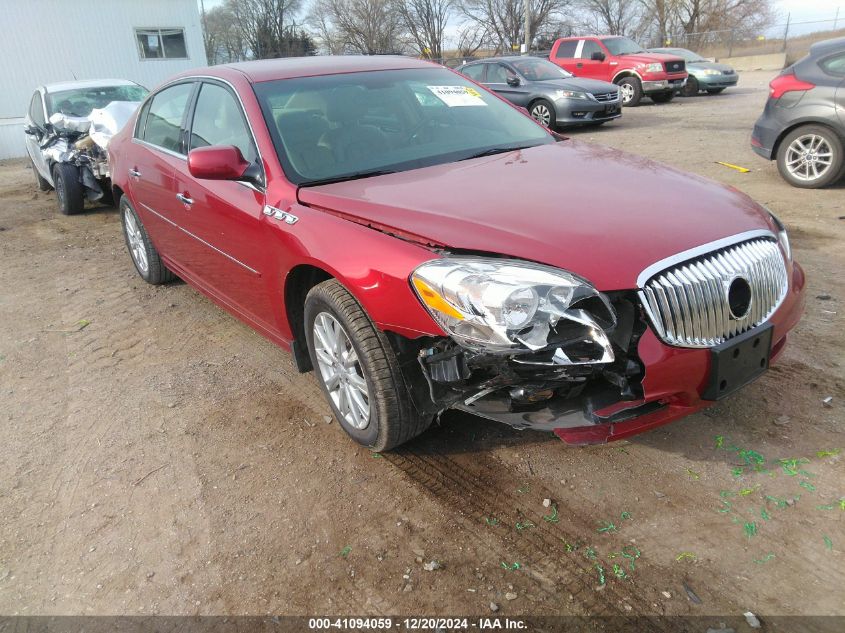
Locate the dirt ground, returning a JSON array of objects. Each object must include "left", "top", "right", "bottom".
[{"left": 0, "top": 70, "right": 843, "bottom": 627}]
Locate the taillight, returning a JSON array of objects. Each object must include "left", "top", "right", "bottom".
[{"left": 769, "top": 73, "right": 815, "bottom": 99}]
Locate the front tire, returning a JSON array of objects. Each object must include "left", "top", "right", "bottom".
[
  {"left": 776, "top": 125, "right": 844, "bottom": 189},
  {"left": 120, "top": 196, "right": 175, "bottom": 284},
  {"left": 682, "top": 76, "right": 699, "bottom": 97},
  {"left": 53, "top": 163, "right": 84, "bottom": 215},
  {"left": 304, "top": 280, "right": 431, "bottom": 452},
  {"left": 529, "top": 99, "right": 555, "bottom": 128},
  {"left": 707, "top": 88, "right": 726, "bottom": 94},
  {"left": 617, "top": 77, "right": 643, "bottom": 106},
  {"left": 651, "top": 91, "right": 675, "bottom": 103}
]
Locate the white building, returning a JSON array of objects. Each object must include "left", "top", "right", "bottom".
[{"left": 0, "top": 0, "right": 207, "bottom": 159}]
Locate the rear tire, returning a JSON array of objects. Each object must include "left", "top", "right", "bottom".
[
  {"left": 681, "top": 76, "right": 699, "bottom": 97},
  {"left": 651, "top": 91, "right": 675, "bottom": 103},
  {"left": 529, "top": 99, "right": 555, "bottom": 128},
  {"left": 120, "top": 195, "right": 175, "bottom": 284},
  {"left": 31, "top": 160, "right": 50, "bottom": 191},
  {"left": 52, "top": 163, "right": 84, "bottom": 215},
  {"left": 776, "top": 124, "right": 845, "bottom": 189},
  {"left": 617, "top": 77, "right": 643, "bottom": 107},
  {"left": 304, "top": 279, "right": 431, "bottom": 452},
  {"left": 707, "top": 88, "right": 726, "bottom": 94}
]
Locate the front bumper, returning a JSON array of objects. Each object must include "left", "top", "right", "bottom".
[
  {"left": 697, "top": 73, "right": 739, "bottom": 88},
  {"left": 553, "top": 95, "right": 622, "bottom": 125},
  {"left": 642, "top": 77, "right": 687, "bottom": 94},
  {"left": 458, "top": 261, "right": 806, "bottom": 445}
]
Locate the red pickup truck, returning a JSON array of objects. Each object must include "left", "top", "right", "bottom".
[{"left": 549, "top": 36, "right": 688, "bottom": 106}]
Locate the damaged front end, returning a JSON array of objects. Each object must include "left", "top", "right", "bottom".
[
  {"left": 390, "top": 256, "right": 649, "bottom": 436},
  {"left": 40, "top": 101, "right": 140, "bottom": 201}
]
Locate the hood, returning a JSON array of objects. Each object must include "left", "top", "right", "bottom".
[
  {"left": 613, "top": 52, "right": 683, "bottom": 66},
  {"left": 689, "top": 61, "right": 735, "bottom": 73},
  {"left": 533, "top": 77, "right": 619, "bottom": 94},
  {"left": 297, "top": 142, "right": 774, "bottom": 291}
]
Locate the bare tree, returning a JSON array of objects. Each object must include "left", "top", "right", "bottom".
[
  {"left": 579, "top": 0, "right": 644, "bottom": 35},
  {"left": 204, "top": 2, "right": 249, "bottom": 63},
  {"left": 230, "top": 0, "right": 314, "bottom": 58},
  {"left": 454, "top": 22, "right": 491, "bottom": 56},
  {"left": 307, "top": 0, "right": 407, "bottom": 54},
  {"left": 457, "top": 0, "right": 571, "bottom": 53},
  {"left": 394, "top": 0, "right": 454, "bottom": 59}
]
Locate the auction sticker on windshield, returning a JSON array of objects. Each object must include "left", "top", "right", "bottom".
[{"left": 427, "top": 85, "right": 488, "bottom": 107}]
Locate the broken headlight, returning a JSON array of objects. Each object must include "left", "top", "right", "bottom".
[{"left": 411, "top": 257, "right": 617, "bottom": 364}]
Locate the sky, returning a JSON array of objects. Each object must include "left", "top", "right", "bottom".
[{"left": 197, "top": 1, "right": 844, "bottom": 38}]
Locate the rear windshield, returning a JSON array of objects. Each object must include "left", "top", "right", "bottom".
[
  {"left": 510, "top": 58, "right": 573, "bottom": 80},
  {"left": 253, "top": 67, "right": 553, "bottom": 185},
  {"left": 47, "top": 85, "right": 148, "bottom": 117}
]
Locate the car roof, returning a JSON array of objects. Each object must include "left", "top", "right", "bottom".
[
  {"left": 810, "top": 36, "right": 845, "bottom": 57},
  {"left": 184, "top": 55, "right": 440, "bottom": 84},
  {"left": 42, "top": 78, "right": 139, "bottom": 93}
]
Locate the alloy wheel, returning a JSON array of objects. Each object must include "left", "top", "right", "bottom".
[
  {"left": 124, "top": 209, "right": 149, "bottom": 274},
  {"left": 313, "top": 312, "right": 371, "bottom": 430},
  {"left": 531, "top": 104, "right": 551, "bottom": 127},
  {"left": 784, "top": 133, "right": 833, "bottom": 182},
  {"left": 620, "top": 83, "right": 635, "bottom": 103}
]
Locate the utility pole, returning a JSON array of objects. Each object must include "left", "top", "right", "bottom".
[
  {"left": 523, "top": 0, "right": 531, "bottom": 55},
  {"left": 834, "top": 7, "right": 840, "bottom": 30}
]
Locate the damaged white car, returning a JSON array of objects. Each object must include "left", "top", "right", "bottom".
[{"left": 23, "top": 79, "right": 147, "bottom": 215}]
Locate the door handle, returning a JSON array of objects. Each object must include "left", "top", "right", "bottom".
[
  {"left": 176, "top": 193, "right": 194, "bottom": 206},
  {"left": 129, "top": 168, "right": 141, "bottom": 178},
  {"left": 576, "top": 63, "right": 583, "bottom": 68}
]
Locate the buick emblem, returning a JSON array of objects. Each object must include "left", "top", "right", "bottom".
[{"left": 727, "top": 276, "right": 752, "bottom": 320}]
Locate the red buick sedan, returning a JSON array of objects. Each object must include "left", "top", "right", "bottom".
[{"left": 108, "top": 56, "right": 805, "bottom": 451}]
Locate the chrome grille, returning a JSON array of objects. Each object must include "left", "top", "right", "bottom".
[
  {"left": 593, "top": 91, "right": 618, "bottom": 102},
  {"left": 723, "top": 69, "right": 735, "bottom": 75},
  {"left": 639, "top": 238, "right": 788, "bottom": 348}
]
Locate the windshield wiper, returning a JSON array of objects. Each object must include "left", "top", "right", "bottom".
[
  {"left": 459, "top": 145, "right": 536, "bottom": 161},
  {"left": 299, "top": 169, "right": 397, "bottom": 187}
]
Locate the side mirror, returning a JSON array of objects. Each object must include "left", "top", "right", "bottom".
[
  {"left": 188, "top": 145, "right": 251, "bottom": 181},
  {"left": 506, "top": 76, "right": 521, "bottom": 87},
  {"left": 591, "top": 51, "right": 606, "bottom": 62}
]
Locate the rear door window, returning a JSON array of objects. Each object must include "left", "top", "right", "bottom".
[
  {"left": 487, "top": 64, "right": 516, "bottom": 84},
  {"left": 462, "top": 64, "right": 486, "bottom": 81},
  {"left": 555, "top": 41, "right": 577, "bottom": 59},
  {"left": 820, "top": 52, "right": 845, "bottom": 77},
  {"left": 141, "top": 82, "right": 194, "bottom": 154}
]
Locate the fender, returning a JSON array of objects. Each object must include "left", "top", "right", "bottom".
[{"left": 266, "top": 201, "right": 446, "bottom": 341}]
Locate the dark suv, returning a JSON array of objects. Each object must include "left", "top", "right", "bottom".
[{"left": 751, "top": 37, "right": 845, "bottom": 188}]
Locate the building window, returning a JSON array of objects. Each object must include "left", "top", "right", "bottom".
[{"left": 136, "top": 28, "right": 188, "bottom": 60}]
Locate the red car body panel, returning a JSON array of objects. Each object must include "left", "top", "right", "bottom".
[
  {"left": 108, "top": 56, "right": 805, "bottom": 446},
  {"left": 298, "top": 141, "right": 779, "bottom": 291}
]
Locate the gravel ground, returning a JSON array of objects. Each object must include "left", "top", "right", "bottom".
[{"left": 0, "top": 70, "right": 843, "bottom": 627}]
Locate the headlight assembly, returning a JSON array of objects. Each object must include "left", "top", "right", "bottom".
[
  {"left": 411, "top": 257, "right": 617, "bottom": 365},
  {"left": 702, "top": 68, "right": 722, "bottom": 76},
  {"left": 555, "top": 89, "right": 589, "bottom": 100},
  {"left": 644, "top": 62, "right": 663, "bottom": 73}
]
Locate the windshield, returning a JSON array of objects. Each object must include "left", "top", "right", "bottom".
[
  {"left": 254, "top": 67, "right": 553, "bottom": 186},
  {"left": 510, "top": 58, "right": 573, "bottom": 80},
  {"left": 46, "top": 84, "right": 148, "bottom": 117},
  {"left": 601, "top": 37, "right": 646, "bottom": 56}
]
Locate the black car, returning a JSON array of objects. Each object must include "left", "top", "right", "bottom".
[
  {"left": 752, "top": 37, "right": 845, "bottom": 188},
  {"left": 457, "top": 56, "right": 621, "bottom": 128}
]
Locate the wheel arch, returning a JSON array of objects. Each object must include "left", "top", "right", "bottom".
[
  {"left": 612, "top": 69, "right": 642, "bottom": 84},
  {"left": 771, "top": 119, "right": 844, "bottom": 162},
  {"left": 283, "top": 263, "right": 334, "bottom": 373}
]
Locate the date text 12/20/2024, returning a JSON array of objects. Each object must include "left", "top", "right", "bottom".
[{"left": 308, "top": 617, "right": 528, "bottom": 630}]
